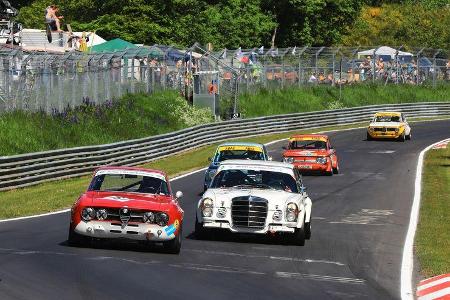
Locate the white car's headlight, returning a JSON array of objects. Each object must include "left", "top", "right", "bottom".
[
  {"left": 201, "top": 198, "right": 214, "bottom": 217},
  {"left": 81, "top": 207, "right": 95, "bottom": 221},
  {"left": 96, "top": 208, "right": 108, "bottom": 221},
  {"left": 284, "top": 157, "right": 294, "bottom": 163},
  {"left": 286, "top": 203, "right": 298, "bottom": 222},
  {"left": 316, "top": 157, "right": 327, "bottom": 164},
  {"left": 143, "top": 211, "right": 155, "bottom": 223}
]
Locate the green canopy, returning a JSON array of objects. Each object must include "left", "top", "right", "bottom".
[{"left": 90, "top": 38, "right": 138, "bottom": 53}]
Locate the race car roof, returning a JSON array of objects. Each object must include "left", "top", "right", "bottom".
[
  {"left": 218, "top": 141, "right": 264, "bottom": 147},
  {"left": 289, "top": 134, "right": 328, "bottom": 142},
  {"left": 219, "top": 160, "right": 294, "bottom": 170},
  {"left": 374, "top": 111, "right": 402, "bottom": 117}
]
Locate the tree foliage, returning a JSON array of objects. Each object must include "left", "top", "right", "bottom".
[
  {"left": 262, "top": 0, "right": 363, "bottom": 47},
  {"left": 342, "top": 4, "right": 450, "bottom": 49},
  {"left": 16, "top": 0, "right": 449, "bottom": 48}
]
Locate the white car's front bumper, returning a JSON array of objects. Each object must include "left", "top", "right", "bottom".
[
  {"left": 74, "top": 221, "right": 176, "bottom": 241},
  {"left": 202, "top": 220, "right": 297, "bottom": 234}
]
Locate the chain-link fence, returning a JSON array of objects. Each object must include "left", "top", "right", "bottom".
[
  {"left": 0, "top": 44, "right": 449, "bottom": 113},
  {"left": 213, "top": 46, "right": 450, "bottom": 94},
  {"left": 0, "top": 44, "right": 190, "bottom": 112}
]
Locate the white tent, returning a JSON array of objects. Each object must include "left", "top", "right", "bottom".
[
  {"left": 357, "top": 46, "right": 413, "bottom": 59},
  {"left": 72, "top": 32, "right": 106, "bottom": 47}
]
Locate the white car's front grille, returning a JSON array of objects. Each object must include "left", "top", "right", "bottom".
[{"left": 231, "top": 196, "right": 268, "bottom": 229}]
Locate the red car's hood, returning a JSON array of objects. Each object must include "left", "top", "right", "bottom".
[
  {"left": 81, "top": 191, "right": 173, "bottom": 211},
  {"left": 283, "top": 149, "right": 328, "bottom": 157}
]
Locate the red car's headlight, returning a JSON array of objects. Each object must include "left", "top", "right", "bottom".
[{"left": 81, "top": 207, "right": 95, "bottom": 221}]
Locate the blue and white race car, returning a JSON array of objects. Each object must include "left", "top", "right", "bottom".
[{"left": 203, "top": 142, "right": 271, "bottom": 191}]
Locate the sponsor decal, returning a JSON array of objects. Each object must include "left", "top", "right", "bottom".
[
  {"left": 103, "top": 196, "right": 130, "bottom": 202},
  {"left": 165, "top": 224, "right": 176, "bottom": 236},
  {"left": 218, "top": 146, "right": 263, "bottom": 152},
  {"left": 174, "top": 219, "right": 180, "bottom": 229}
]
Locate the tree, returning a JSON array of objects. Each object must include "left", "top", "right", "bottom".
[
  {"left": 263, "top": 0, "right": 363, "bottom": 47},
  {"left": 342, "top": 3, "right": 450, "bottom": 49}
]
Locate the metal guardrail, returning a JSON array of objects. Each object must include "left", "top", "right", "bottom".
[{"left": 0, "top": 102, "right": 449, "bottom": 191}]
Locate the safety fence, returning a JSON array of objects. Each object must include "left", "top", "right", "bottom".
[
  {"left": 0, "top": 44, "right": 449, "bottom": 113},
  {"left": 0, "top": 102, "right": 449, "bottom": 191}
]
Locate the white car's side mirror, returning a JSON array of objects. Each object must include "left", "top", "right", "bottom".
[{"left": 175, "top": 191, "right": 183, "bottom": 199}]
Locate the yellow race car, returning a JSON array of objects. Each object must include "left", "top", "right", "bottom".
[{"left": 367, "top": 112, "right": 412, "bottom": 142}]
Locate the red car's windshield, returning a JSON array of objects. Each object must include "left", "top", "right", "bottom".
[
  {"left": 289, "top": 140, "right": 327, "bottom": 150},
  {"left": 88, "top": 174, "right": 170, "bottom": 195}
]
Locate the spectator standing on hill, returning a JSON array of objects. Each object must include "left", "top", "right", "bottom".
[
  {"left": 45, "top": 4, "right": 63, "bottom": 32},
  {"left": 446, "top": 60, "right": 450, "bottom": 80}
]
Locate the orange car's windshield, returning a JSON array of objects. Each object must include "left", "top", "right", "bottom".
[{"left": 289, "top": 140, "right": 327, "bottom": 150}]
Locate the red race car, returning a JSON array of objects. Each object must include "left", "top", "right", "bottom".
[
  {"left": 282, "top": 134, "right": 339, "bottom": 176},
  {"left": 68, "top": 166, "right": 184, "bottom": 254}
]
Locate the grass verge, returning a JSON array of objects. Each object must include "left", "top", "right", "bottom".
[
  {"left": 0, "top": 117, "right": 447, "bottom": 220},
  {"left": 1, "top": 85, "right": 449, "bottom": 156},
  {"left": 415, "top": 144, "right": 450, "bottom": 277},
  {"left": 240, "top": 84, "right": 450, "bottom": 118},
  {"left": 0, "top": 122, "right": 366, "bottom": 220}
]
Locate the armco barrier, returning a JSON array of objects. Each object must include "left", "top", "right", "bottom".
[{"left": 0, "top": 102, "right": 449, "bottom": 191}]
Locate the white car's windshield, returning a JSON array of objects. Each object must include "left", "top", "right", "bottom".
[
  {"left": 214, "top": 148, "right": 265, "bottom": 162},
  {"left": 88, "top": 174, "right": 169, "bottom": 195},
  {"left": 289, "top": 140, "right": 326, "bottom": 150},
  {"left": 211, "top": 169, "right": 298, "bottom": 193},
  {"left": 374, "top": 115, "right": 400, "bottom": 122}
]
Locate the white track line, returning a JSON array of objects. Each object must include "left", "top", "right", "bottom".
[{"left": 400, "top": 138, "right": 450, "bottom": 300}]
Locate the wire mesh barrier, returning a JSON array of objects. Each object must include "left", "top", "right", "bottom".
[
  {"left": 0, "top": 102, "right": 449, "bottom": 191},
  {"left": 0, "top": 44, "right": 190, "bottom": 112},
  {"left": 0, "top": 44, "right": 449, "bottom": 113}
]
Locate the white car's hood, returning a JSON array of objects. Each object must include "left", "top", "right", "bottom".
[
  {"left": 369, "top": 122, "right": 402, "bottom": 127},
  {"left": 204, "top": 188, "right": 299, "bottom": 210}
]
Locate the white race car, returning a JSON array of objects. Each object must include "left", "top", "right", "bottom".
[{"left": 195, "top": 160, "right": 312, "bottom": 245}]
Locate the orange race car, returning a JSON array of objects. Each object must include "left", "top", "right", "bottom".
[{"left": 282, "top": 134, "right": 339, "bottom": 176}]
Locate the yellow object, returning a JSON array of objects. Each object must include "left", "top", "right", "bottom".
[
  {"left": 218, "top": 146, "right": 263, "bottom": 152},
  {"left": 79, "top": 32, "right": 88, "bottom": 52},
  {"left": 367, "top": 111, "right": 409, "bottom": 139}
]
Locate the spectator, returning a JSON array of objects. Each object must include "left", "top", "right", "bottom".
[
  {"left": 308, "top": 73, "right": 317, "bottom": 83},
  {"left": 45, "top": 5, "right": 63, "bottom": 32},
  {"left": 446, "top": 60, "right": 450, "bottom": 80}
]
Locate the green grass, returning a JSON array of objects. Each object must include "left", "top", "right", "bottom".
[
  {"left": 415, "top": 145, "right": 450, "bottom": 277},
  {"left": 240, "top": 84, "right": 450, "bottom": 117},
  {"left": 1, "top": 84, "right": 449, "bottom": 156},
  {"left": 1, "top": 118, "right": 446, "bottom": 220},
  {"left": 0, "top": 91, "right": 213, "bottom": 156},
  {"left": 0, "top": 123, "right": 366, "bottom": 220}
]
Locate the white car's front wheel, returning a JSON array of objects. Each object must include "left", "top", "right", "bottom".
[
  {"left": 195, "top": 216, "right": 210, "bottom": 240},
  {"left": 291, "top": 220, "right": 306, "bottom": 246}
]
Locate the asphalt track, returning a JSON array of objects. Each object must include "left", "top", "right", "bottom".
[{"left": 0, "top": 120, "right": 448, "bottom": 300}]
